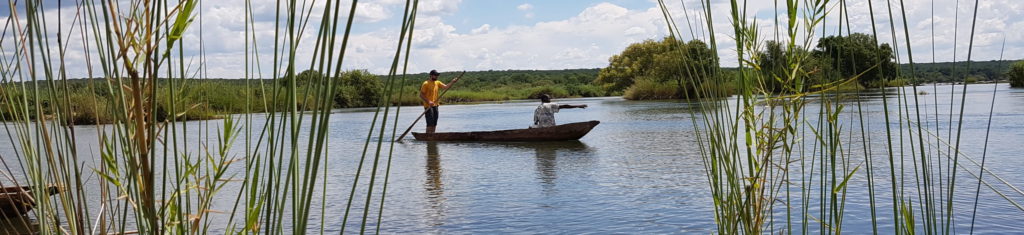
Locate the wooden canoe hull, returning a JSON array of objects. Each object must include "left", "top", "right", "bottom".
[
  {"left": 413, "top": 120, "right": 600, "bottom": 141},
  {"left": 0, "top": 186, "right": 59, "bottom": 217}
]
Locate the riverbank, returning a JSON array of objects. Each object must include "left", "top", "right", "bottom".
[
  {"left": 0, "top": 69, "right": 609, "bottom": 124},
  {"left": 3, "top": 67, "right": 1001, "bottom": 125}
]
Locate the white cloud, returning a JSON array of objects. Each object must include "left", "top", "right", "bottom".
[
  {"left": 355, "top": 2, "right": 392, "bottom": 23},
  {"left": 471, "top": 24, "right": 491, "bottom": 34},
  {"left": 412, "top": 16, "right": 457, "bottom": 48},
  {"left": 518, "top": 3, "right": 534, "bottom": 19},
  {"left": 517, "top": 3, "right": 533, "bottom": 11},
  {"left": 378, "top": 2, "right": 671, "bottom": 72},
  {"left": 4, "top": 0, "right": 1022, "bottom": 80},
  {"left": 624, "top": 27, "right": 647, "bottom": 36},
  {"left": 418, "top": 0, "right": 462, "bottom": 16}
]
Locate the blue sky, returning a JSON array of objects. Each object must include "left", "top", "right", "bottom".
[
  {"left": 1, "top": 0, "right": 1021, "bottom": 78},
  {"left": 344, "top": 1, "right": 657, "bottom": 34},
  {"left": 444, "top": 1, "right": 654, "bottom": 33}
]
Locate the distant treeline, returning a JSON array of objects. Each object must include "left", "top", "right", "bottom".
[
  {"left": 0, "top": 69, "right": 609, "bottom": 124},
  {"left": 4, "top": 45, "right": 1017, "bottom": 125},
  {"left": 0, "top": 70, "right": 384, "bottom": 124},
  {"left": 387, "top": 69, "right": 605, "bottom": 106},
  {"left": 901, "top": 60, "right": 1020, "bottom": 83}
]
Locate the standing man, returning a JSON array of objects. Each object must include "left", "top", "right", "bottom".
[
  {"left": 420, "top": 70, "right": 458, "bottom": 133},
  {"left": 531, "top": 94, "right": 587, "bottom": 128}
]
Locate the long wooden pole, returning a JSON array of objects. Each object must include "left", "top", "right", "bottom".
[{"left": 397, "top": 71, "right": 465, "bottom": 141}]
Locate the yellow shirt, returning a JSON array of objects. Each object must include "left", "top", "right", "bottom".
[{"left": 421, "top": 80, "right": 446, "bottom": 108}]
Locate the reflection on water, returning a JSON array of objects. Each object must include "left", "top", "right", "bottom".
[
  {"left": 423, "top": 142, "right": 445, "bottom": 227},
  {"left": 535, "top": 145, "right": 558, "bottom": 193},
  {"left": 526, "top": 141, "right": 591, "bottom": 194}
]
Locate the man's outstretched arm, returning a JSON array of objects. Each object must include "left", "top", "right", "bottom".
[
  {"left": 558, "top": 104, "right": 587, "bottom": 109},
  {"left": 440, "top": 77, "right": 458, "bottom": 89}
]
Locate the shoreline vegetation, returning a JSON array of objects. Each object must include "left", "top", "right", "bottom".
[
  {"left": 1, "top": 58, "right": 1017, "bottom": 125},
  {"left": 1010, "top": 60, "right": 1024, "bottom": 87},
  {"left": 0, "top": 0, "right": 1020, "bottom": 233}
]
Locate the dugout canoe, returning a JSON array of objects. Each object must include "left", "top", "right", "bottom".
[
  {"left": 412, "top": 120, "right": 600, "bottom": 141},
  {"left": 0, "top": 185, "right": 60, "bottom": 217}
]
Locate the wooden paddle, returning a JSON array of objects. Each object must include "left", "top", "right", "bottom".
[{"left": 397, "top": 71, "right": 466, "bottom": 141}]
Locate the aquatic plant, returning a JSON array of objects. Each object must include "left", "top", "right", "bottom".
[
  {"left": 656, "top": 0, "right": 1013, "bottom": 233},
  {"left": 0, "top": 0, "right": 426, "bottom": 233}
]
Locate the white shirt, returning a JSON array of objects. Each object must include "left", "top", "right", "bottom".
[{"left": 531, "top": 102, "right": 560, "bottom": 128}]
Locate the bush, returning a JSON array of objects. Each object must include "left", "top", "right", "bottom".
[
  {"left": 154, "top": 91, "right": 219, "bottom": 122},
  {"left": 333, "top": 85, "right": 361, "bottom": 108},
  {"left": 566, "top": 84, "right": 604, "bottom": 97},
  {"left": 391, "top": 91, "right": 424, "bottom": 106},
  {"left": 443, "top": 90, "right": 507, "bottom": 103},
  {"left": 825, "top": 80, "right": 865, "bottom": 92},
  {"left": 65, "top": 91, "right": 112, "bottom": 125},
  {"left": 623, "top": 78, "right": 677, "bottom": 100},
  {"left": 695, "top": 80, "right": 734, "bottom": 98},
  {"left": 1008, "top": 61, "right": 1024, "bottom": 87},
  {"left": 863, "top": 78, "right": 908, "bottom": 88},
  {"left": 964, "top": 76, "right": 980, "bottom": 84},
  {"left": 334, "top": 70, "right": 384, "bottom": 107},
  {"left": 527, "top": 85, "right": 569, "bottom": 99},
  {"left": 887, "top": 78, "right": 909, "bottom": 87},
  {"left": 621, "top": 76, "right": 734, "bottom": 100}
]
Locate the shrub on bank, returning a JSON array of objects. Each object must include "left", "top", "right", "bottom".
[
  {"left": 827, "top": 80, "right": 865, "bottom": 92},
  {"left": 863, "top": 78, "right": 909, "bottom": 88},
  {"left": 1007, "top": 60, "right": 1024, "bottom": 87},
  {"left": 964, "top": 76, "right": 981, "bottom": 84},
  {"left": 622, "top": 76, "right": 734, "bottom": 100},
  {"left": 566, "top": 84, "right": 604, "bottom": 97},
  {"left": 527, "top": 86, "right": 569, "bottom": 99},
  {"left": 66, "top": 91, "right": 112, "bottom": 125},
  {"left": 623, "top": 78, "right": 677, "bottom": 100},
  {"left": 444, "top": 90, "right": 508, "bottom": 103}
]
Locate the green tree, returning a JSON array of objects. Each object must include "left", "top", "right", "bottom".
[
  {"left": 756, "top": 41, "right": 791, "bottom": 93},
  {"left": 1009, "top": 60, "right": 1024, "bottom": 87},
  {"left": 278, "top": 69, "right": 324, "bottom": 86},
  {"left": 595, "top": 38, "right": 665, "bottom": 93},
  {"left": 596, "top": 36, "right": 719, "bottom": 98},
  {"left": 814, "top": 33, "right": 896, "bottom": 87},
  {"left": 334, "top": 70, "right": 383, "bottom": 107}
]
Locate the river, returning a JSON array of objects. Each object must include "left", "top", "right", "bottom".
[{"left": 1, "top": 83, "right": 1022, "bottom": 233}]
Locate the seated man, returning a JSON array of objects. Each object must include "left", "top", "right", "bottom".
[{"left": 531, "top": 94, "right": 587, "bottom": 128}]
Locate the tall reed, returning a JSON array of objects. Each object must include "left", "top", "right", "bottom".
[
  {"left": 0, "top": 0, "right": 423, "bottom": 233},
  {"left": 657, "top": 0, "right": 1009, "bottom": 233}
]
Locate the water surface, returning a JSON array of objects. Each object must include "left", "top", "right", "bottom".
[{"left": 2, "top": 83, "right": 1022, "bottom": 233}]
